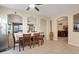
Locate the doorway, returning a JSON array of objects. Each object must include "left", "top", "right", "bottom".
[
  {"left": 40, "top": 19, "right": 47, "bottom": 39},
  {"left": 57, "top": 16, "right": 68, "bottom": 42}
]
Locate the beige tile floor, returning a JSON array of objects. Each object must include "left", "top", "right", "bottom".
[{"left": 1, "top": 37, "right": 79, "bottom": 54}]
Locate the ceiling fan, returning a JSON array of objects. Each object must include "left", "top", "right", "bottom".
[{"left": 26, "top": 4, "right": 43, "bottom": 11}]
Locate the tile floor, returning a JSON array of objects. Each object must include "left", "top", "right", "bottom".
[{"left": 1, "top": 37, "right": 79, "bottom": 54}]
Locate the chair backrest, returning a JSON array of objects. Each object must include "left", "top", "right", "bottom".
[
  {"left": 23, "top": 34, "right": 31, "bottom": 37},
  {"left": 23, "top": 34, "right": 31, "bottom": 40},
  {"left": 33, "top": 33, "right": 40, "bottom": 41},
  {"left": 40, "top": 35, "right": 44, "bottom": 38},
  {"left": 33, "top": 33, "right": 40, "bottom": 36},
  {"left": 39, "top": 32, "right": 44, "bottom": 37}
]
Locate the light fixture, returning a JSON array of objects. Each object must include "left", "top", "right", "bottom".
[
  {"left": 26, "top": 4, "right": 43, "bottom": 11},
  {"left": 29, "top": 4, "right": 35, "bottom": 8}
]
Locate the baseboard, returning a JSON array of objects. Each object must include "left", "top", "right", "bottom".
[{"left": 68, "top": 41, "right": 79, "bottom": 47}]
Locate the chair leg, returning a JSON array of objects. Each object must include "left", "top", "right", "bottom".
[
  {"left": 33, "top": 42, "right": 34, "bottom": 48},
  {"left": 19, "top": 41, "right": 21, "bottom": 52},
  {"left": 29, "top": 43, "right": 31, "bottom": 49},
  {"left": 33, "top": 41, "right": 35, "bottom": 48},
  {"left": 38, "top": 40, "right": 40, "bottom": 46},
  {"left": 22, "top": 40, "right": 24, "bottom": 51},
  {"left": 22, "top": 45, "right": 24, "bottom": 51},
  {"left": 13, "top": 44, "right": 15, "bottom": 50},
  {"left": 13, "top": 42, "right": 15, "bottom": 50},
  {"left": 41, "top": 39, "right": 44, "bottom": 45},
  {"left": 38, "top": 41, "right": 40, "bottom": 46}
]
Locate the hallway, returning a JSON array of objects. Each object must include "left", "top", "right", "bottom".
[{"left": 1, "top": 37, "right": 79, "bottom": 54}]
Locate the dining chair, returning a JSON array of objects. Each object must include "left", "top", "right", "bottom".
[
  {"left": 38, "top": 34, "right": 44, "bottom": 45},
  {"left": 32, "top": 33, "right": 40, "bottom": 47},
  {"left": 23, "top": 34, "right": 32, "bottom": 50},
  {"left": 12, "top": 33, "right": 23, "bottom": 51},
  {"left": 35, "top": 32, "right": 44, "bottom": 45}
]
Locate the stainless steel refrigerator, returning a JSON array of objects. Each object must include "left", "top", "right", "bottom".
[{"left": 0, "top": 19, "right": 8, "bottom": 52}]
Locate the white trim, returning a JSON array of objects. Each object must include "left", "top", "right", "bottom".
[{"left": 68, "top": 41, "right": 79, "bottom": 47}]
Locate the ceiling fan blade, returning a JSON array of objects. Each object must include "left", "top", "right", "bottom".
[
  {"left": 26, "top": 7, "right": 30, "bottom": 11},
  {"left": 35, "top": 7, "right": 39, "bottom": 11},
  {"left": 35, "top": 4, "right": 43, "bottom": 5}
]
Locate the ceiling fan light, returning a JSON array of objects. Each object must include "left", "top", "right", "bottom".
[{"left": 29, "top": 4, "right": 35, "bottom": 8}]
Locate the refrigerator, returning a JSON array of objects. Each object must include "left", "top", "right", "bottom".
[{"left": 0, "top": 19, "right": 8, "bottom": 52}]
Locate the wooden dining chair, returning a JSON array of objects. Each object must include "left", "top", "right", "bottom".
[
  {"left": 12, "top": 33, "right": 23, "bottom": 51},
  {"left": 23, "top": 34, "right": 32, "bottom": 50},
  {"left": 38, "top": 35, "right": 44, "bottom": 45},
  {"left": 32, "top": 33, "right": 40, "bottom": 47}
]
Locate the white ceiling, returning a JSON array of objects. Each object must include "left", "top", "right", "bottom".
[{"left": 1, "top": 4, "right": 79, "bottom": 16}]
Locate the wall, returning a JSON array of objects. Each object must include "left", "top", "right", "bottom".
[{"left": 8, "top": 14, "right": 22, "bottom": 23}]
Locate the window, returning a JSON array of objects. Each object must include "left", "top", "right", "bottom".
[{"left": 13, "top": 23, "right": 22, "bottom": 33}]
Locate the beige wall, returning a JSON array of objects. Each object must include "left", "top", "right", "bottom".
[{"left": 8, "top": 14, "right": 22, "bottom": 23}]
